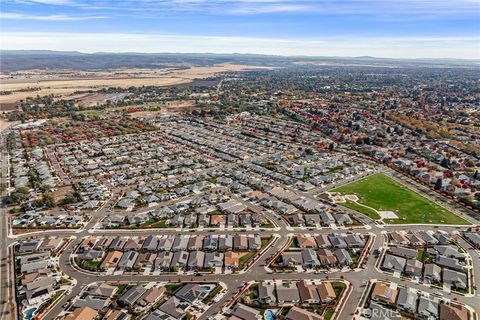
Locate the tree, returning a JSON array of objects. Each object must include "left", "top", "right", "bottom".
[
  {"left": 328, "top": 142, "right": 335, "bottom": 152},
  {"left": 61, "top": 194, "right": 76, "bottom": 205},
  {"left": 61, "top": 190, "right": 82, "bottom": 205},
  {"left": 451, "top": 178, "right": 462, "bottom": 188},
  {"left": 440, "top": 157, "right": 450, "bottom": 169},
  {"left": 42, "top": 192, "right": 56, "bottom": 208},
  {"left": 5, "top": 187, "right": 29, "bottom": 205},
  {"left": 6, "top": 192, "right": 27, "bottom": 205},
  {"left": 16, "top": 187, "right": 29, "bottom": 194}
]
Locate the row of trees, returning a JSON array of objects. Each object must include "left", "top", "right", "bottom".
[{"left": 5, "top": 187, "right": 55, "bottom": 209}]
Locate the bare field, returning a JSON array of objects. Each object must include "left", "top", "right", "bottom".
[
  {"left": 67, "top": 92, "right": 130, "bottom": 107},
  {"left": 74, "top": 99, "right": 196, "bottom": 118},
  {"left": 0, "top": 119, "right": 11, "bottom": 132},
  {"left": 128, "top": 100, "right": 197, "bottom": 117},
  {"left": 0, "top": 77, "right": 189, "bottom": 104},
  {"left": 0, "top": 63, "right": 267, "bottom": 104},
  {"left": 163, "top": 100, "right": 197, "bottom": 114},
  {"left": 52, "top": 185, "right": 74, "bottom": 203}
]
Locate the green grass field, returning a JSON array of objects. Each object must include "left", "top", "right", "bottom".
[
  {"left": 332, "top": 173, "right": 469, "bottom": 225},
  {"left": 341, "top": 200, "right": 381, "bottom": 220}
]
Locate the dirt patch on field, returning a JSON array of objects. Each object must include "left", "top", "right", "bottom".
[
  {"left": 0, "top": 102, "right": 17, "bottom": 112},
  {"left": 69, "top": 92, "right": 130, "bottom": 107},
  {"left": 12, "top": 226, "right": 79, "bottom": 235},
  {"left": 0, "top": 77, "right": 188, "bottom": 104},
  {"left": 164, "top": 100, "right": 197, "bottom": 114},
  {"left": 52, "top": 185, "right": 74, "bottom": 203},
  {"left": 128, "top": 100, "right": 198, "bottom": 117},
  {"left": 0, "top": 63, "right": 268, "bottom": 104},
  {"left": 0, "top": 118, "right": 12, "bottom": 132},
  {"left": 128, "top": 110, "right": 165, "bottom": 118}
]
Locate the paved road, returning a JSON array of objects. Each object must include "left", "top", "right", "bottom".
[
  {"left": 3, "top": 153, "right": 479, "bottom": 320},
  {"left": 0, "top": 129, "right": 15, "bottom": 320},
  {"left": 44, "top": 146, "right": 71, "bottom": 186},
  {"left": 29, "top": 219, "right": 480, "bottom": 320}
]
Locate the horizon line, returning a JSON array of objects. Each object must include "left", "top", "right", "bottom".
[{"left": 2, "top": 49, "right": 480, "bottom": 62}]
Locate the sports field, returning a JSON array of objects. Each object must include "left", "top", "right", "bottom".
[{"left": 332, "top": 173, "right": 469, "bottom": 225}]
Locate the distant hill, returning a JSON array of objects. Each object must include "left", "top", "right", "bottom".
[{"left": 1, "top": 50, "right": 478, "bottom": 72}]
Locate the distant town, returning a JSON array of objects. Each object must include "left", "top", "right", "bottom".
[{"left": 0, "top": 54, "right": 479, "bottom": 320}]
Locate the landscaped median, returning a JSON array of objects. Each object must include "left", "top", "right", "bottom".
[{"left": 330, "top": 173, "right": 470, "bottom": 225}]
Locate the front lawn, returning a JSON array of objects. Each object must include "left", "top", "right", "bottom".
[
  {"left": 417, "top": 249, "right": 425, "bottom": 262},
  {"left": 78, "top": 259, "right": 102, "bottom": 271},
  {"left": 324, "top": 307, "right": 335, "bottom": 320},
  {"left": 58, "top": 277, "right": 72, "bottom": 286},
  {"left": 239, "top": 251, "right": 256, "bottom": 269},
  {"left": 116, "top": 284, "right": 128, "bottom": 295},
  {"left": 37, "top": 290, "right": 65, "bottom": 314},
  {"left": 261, "top": 236, "right": 272, "bottom": 248},
  {"left": 165, "top": 283, "right": 186, "bottom": 294},
  {"left": 289, "top": 237, "right": 300, "bottom": 248},
  {"left": 149, "top": 219, "right": 168, "bottom": 228},
  {"left": 332, "top": 281, "right": 347, "bottom": 298},
  {"left": 332, "top": 173, "right": 469, "bottom": 225}
]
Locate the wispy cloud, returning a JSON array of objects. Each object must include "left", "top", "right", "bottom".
[
  {"left": 13, "top": 0, "right": 73, "bottom": 5},
  {"left": 6, "top": 0, "right": 480, "bottom": 15},
  {"left": 118, "top": 0, "right": 480, "bottom": 16},
  {"left": 0, "top": 12, "right": 105, "bottom": 20},
  {"left": 230, "top": 4, "right": 310, "bottom": 14},
  {"left": 1, "top": 1, "right": 478, "bottom": 60}
]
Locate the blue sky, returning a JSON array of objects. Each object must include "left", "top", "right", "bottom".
[{"left": 1, "top": 0, "right": 479, "bottom": 58}]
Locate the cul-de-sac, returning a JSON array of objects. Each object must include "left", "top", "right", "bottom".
[{"left": 1, "top": 53, "right": 479, "bottom": 320}]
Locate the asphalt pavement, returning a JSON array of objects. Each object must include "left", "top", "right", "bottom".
[{"left": 2, "top": 150, "right": 479, "bottom": 320}]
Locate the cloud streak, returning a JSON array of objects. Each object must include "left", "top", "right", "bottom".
[
  {"left": 14, "top": 0, "right": 73, "bottom": 4},
  {"left": 6, "top": 0, "right": 480, "bottom": 15},
  {"left": 2, "top": 0, "right": 478, "bottom": 59},
  {"left": 230, "top": 4, "right": 310, "bottom": 14},
  {"left": 1, "top": 12, "right": 105, "bottom": 20}
]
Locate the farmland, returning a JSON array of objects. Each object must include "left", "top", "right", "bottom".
[{"left": 0, "top": 63, "right": 268, "bottom": 105}]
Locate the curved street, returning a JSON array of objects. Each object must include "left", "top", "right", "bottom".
[
  {"left": 3, "top": 167, "right": 479, "bottom": 320},
  {"left": 1, "top": 125, "right": 479, "bottom": 320}
]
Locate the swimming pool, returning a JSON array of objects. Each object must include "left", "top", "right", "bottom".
[
  {"left": 24, "top": 307, "right": 37, "bottom": 320},
  {"left": 264, "top": 309, "right": 275, "bottom": 320}
]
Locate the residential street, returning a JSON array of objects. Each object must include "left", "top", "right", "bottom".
[
  {"left": 3, "top": 167, "right": 479, "bottom": 320},
  {"left": 1, "top": 134, "right": 479, "bottom": 320}
]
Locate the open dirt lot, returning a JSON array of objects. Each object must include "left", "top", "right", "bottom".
[
  {"left": 0, "top": 119, "right": 13, "bottom": 132},
  {"left": 0, "top": 64, "right": 266, "bottom": 105}
]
